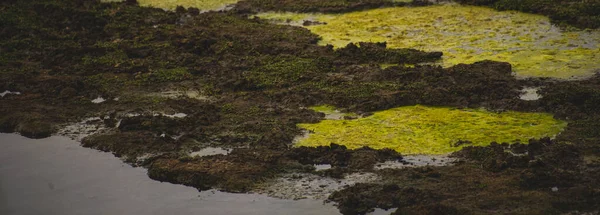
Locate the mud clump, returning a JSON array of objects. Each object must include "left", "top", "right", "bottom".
[
  {"left": 147, "top": 144, "right": 403, "bottom": 192},
  {"left": 287, "top": 143, "right": 403, "bottom": 171},
  {"left": 328, "top": 183, "right": 448, "bottom": 215},
  {"left": 148, "top": 156, "right": 273, "bottom": 192},
  {"left": 334, "top": 42, "right": 443, "bottom": 65},
  {"left": 82, "top": 131, "right": 177, "bottom": 162}
]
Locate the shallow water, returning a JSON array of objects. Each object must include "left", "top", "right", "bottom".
[
  {"left": 375, "top": 155, "right": 455, "bottom": 169},
  {"left": 0, "top": 133, "right": 340, "bottom": 215},
  {"left": 91, "top": 96, "right": 106, "bottom": 104},
  {"left": 520, "top": 87, "right": 542, "bottom": 101},
  {"left": 190, "top": 147, "right": 231, "bottom": 157},
  {"left": 256, "top": 172, "right": 379, "bottom": 200}
]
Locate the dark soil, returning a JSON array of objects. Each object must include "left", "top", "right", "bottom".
[{"left": 1, "top": 0, "right": 599, "bottom": 214}]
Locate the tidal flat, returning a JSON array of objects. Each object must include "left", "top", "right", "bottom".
[{"left": 1, "top": 0, "right": 599, "bottom": 214}]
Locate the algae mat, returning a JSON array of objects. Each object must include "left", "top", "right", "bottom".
[
  {"left": 257, "top": 4, "right": 600, "bottom": 79},
  {"left": 136, "top": 0, "right": 239, "bottom": 11},
  {"left": 296, "top": 105, "right": 567, "bottom": 155}
]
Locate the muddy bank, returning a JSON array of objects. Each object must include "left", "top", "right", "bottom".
[{"left": 1, "top": 0, "right": 599, "bottom": 214}]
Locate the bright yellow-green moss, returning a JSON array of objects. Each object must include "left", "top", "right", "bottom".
[
  {"left": 296, "top": 105, "right": 567, "bottom": 154},
  {"left": 136, "top": 0, "right": 240, "bottom": 11},
  {"left": 257, "top": 4, "right": 600, "bottom": 79}
]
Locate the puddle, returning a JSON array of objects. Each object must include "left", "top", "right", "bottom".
[
  {"left": 190, "top": 147, "right": 231, "bottom": 157},
  {"left": 255, "top": 172, "right": 379, "bottom": 200},
  {"left": 162, "top": 113, "right": 187, "bottom": 118},
  {"left": 122, "top": 112, "right": 187, "bottom": 119},
  {"left": 154, "top": 90, "right": 211, "bottom": 101},
  {"left": 256, "top": 4, "right": 600, "bottom": 79},
  {"left": 308, "top": 105, "right": 360, "bottom": 120},
  {"left": 314, "top": 164, "right": 332, "bottom": 171},
  {"left": 0, "top": 90, "right": 21, "bottom": 97},
  {"left": 296, "top": 105, "right": 567, "bottom": 155},
  {"left": 0, "top": 133, "right": 341, "bottom": 215},
  {"left": 91, "top": 97, "right": 106, "bottom": 104},
  {"left": 375, "top": 155, "right": 455, "bottom": 170},
  {"left": 520, "top": 87, "right": 542, "bottom": 101}
]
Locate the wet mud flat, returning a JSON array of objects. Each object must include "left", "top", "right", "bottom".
[{"left": 1, "top": 0, "right": 600, "bottom": 214}]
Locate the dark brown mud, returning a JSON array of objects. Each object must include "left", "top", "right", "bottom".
[{"left": 1, "top": 0, "right": 599, "bottom": 214}]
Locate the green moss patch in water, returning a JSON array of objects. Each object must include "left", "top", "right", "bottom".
[
  {"left": 256, "top": 4, "right": 600, "bottom": 79},
  {"left": 297, "top": 105, "right": 567, "bottom": 155},
  {"left": 136, "top": 0, "right": 240, "bottom": 11}
]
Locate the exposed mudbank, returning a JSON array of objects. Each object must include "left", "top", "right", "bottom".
[
  {"left": 256, "top": 4, "right": 600, "bottom": 79},
  {"left": 1, "top": 0, "right": 599, "bottom": 214}
]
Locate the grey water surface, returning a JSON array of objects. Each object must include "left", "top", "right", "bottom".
[{"left": 0, "top": 133, "right": 340, "bottom": 215}]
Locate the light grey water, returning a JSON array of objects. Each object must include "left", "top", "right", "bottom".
[{"left": 0, "top": 133, "right": 340, "bottom": 215}]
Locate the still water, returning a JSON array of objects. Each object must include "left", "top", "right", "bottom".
[{"left": 0, "top": 133, "right": 340, "bottom": 215}]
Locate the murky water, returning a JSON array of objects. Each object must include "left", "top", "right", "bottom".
[{"left": 0, "top": 133, "right": 340, "bottom": 215}]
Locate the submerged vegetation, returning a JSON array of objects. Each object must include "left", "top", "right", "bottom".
[
  {"left": 1, "top": 0, "right": 600, "bottom": 214},
  {"left": 298, "top": 105, "right": 567, "bottom": 154},
  {"left": 257, "top": 4, "right": 600, "bottom": 79}
]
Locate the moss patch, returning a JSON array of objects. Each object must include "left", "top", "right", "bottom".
[
  {"left": 297, "top": 105, "right": 567, "bottom": 154},
  {"left": 256, "top": 5, "right": 600, "bottom": 79}
]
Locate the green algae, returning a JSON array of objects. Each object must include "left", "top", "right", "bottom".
[
  {"left": 256, "top": 4, "right": 600, "bottom": 79},
  {"left": 296, "top": 105, "right": 567, "bottom": 155},
  {"left": 135, "top": 0, "right": 240, "bottom": 11}
]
